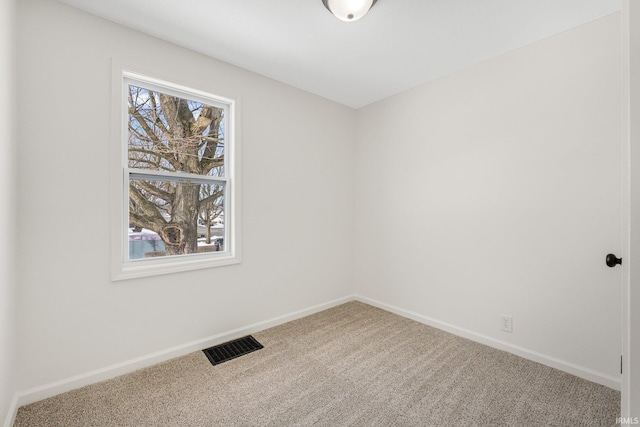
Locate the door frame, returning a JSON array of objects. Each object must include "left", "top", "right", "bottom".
[{"left": 622, "top": 0, "right": 639, "bottom": 421}]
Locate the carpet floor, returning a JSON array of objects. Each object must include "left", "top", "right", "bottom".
[{"left": 14, "top": 301, "right": 620, "bottom": 426}]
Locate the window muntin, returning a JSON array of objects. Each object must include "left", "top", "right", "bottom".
[{"left": 123, "top": 74, "right": 233, "bottom": 266}]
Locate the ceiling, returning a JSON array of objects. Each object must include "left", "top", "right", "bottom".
[{"left": 56, "top": 0, "right": 620, "bottom": 109}]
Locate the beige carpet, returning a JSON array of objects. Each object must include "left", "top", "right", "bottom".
[{"left": 14, "top": 302, "right": 620, "bottom": 426}]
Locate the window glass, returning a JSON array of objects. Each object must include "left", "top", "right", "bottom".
[{"left": 126, "top": 82, "right": 228, "bottom": 261}]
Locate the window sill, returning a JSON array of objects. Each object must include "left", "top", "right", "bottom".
[{"left": 112, "top": 252, "right": 241, "bottom": 281}]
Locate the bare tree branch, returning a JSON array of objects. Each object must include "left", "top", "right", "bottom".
[{"left": 127, "top": 84, "right": 227, "bottom": 257}]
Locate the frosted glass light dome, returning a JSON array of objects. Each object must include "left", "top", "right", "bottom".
[{"left": 322, "top": 0, "right": 377, "bottom": 22}]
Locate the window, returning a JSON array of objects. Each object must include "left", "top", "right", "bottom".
[{"left": 112, "top": 70, "right": 240, "bottom": 280}]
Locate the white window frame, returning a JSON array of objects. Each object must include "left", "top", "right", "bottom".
[{"left": 111, "top": 64, "right": 241, "bottom": 281}]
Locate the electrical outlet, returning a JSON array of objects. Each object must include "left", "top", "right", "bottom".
[{"left": 500, "top": 314, "right": 513, "bottom": 333}]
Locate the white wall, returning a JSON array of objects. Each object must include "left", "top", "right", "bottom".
[
  {"left": 11, "top": 0, "right": 626, "bottom": 415},
  {"left": 355, "top": 14, "right": 623, "bottom": 387},
  {"left": 0, "top": 0, "right": 17, "bottom": 423},
  {"left": 14, "top": 0, "right": 355, "bottom": 397}
]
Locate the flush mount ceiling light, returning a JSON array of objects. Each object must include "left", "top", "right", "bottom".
[{"left": 322, "top": 0, "right": 378, "bottom": 22}]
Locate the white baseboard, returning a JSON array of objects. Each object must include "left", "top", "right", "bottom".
[
  {"left": 3, "top": 394, "right": 19, "bottom": 427},
  {"left": 7, "top": 292, "right": 620, "bottom": 425},
  {"left": 354, "top": 294, "right": 621, "bottom": 391},
  {"left": 11, "top": 295, "right": 356, "bottom": 411}
]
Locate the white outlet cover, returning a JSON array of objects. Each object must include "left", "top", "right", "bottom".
[{"left": 500, "top": 314, "right": 513, "bottom": 333}]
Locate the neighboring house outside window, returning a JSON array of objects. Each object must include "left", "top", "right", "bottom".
[{"left": 112, "top": 69, "right": 240, "bottom": 280}]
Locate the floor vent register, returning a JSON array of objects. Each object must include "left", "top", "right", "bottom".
[{"left": 203, "top": 335, "right": 264, "bottom": 366}]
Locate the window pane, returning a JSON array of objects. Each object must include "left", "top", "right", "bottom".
[
  {"left": 127, "top": 85, "right": 225, "bottom": 179},
  {"left": 129, "top": 178, "right": 225, "bottom": 260}
]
